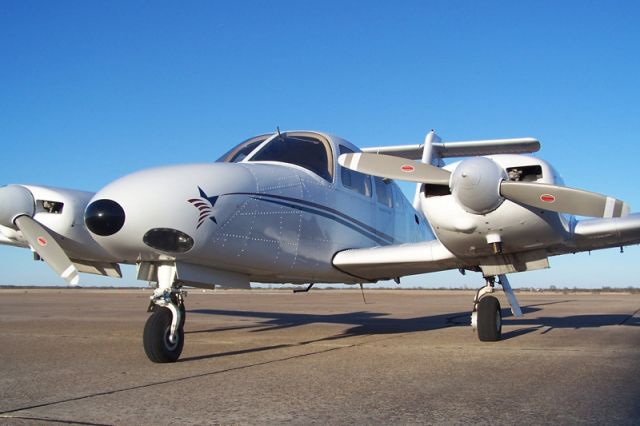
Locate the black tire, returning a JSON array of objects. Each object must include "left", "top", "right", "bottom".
[
  {"left": 179, "top": 303, "right": 186, "bottom": 328},
  {"left": 477, "top": 296, "right": 502, "bottom": 341},
  {"left": 143, "top": 307, "right": 184, "bottom": 363}
]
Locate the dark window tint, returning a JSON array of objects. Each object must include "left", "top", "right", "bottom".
[
  {"left": 339, "top": 146, "right": 372, "bottom": 197},
  {"left": 216, "top": 134, "right": 272, "bottom": 163},
  {"left": 249, "top": 134, "right": 333, "bottom": 181},
  {"left": 374, "top": 177, "right": 393, "bottom": 207},
  {"left": 393, "top": 183, "right": 405, "bottom": 211}
]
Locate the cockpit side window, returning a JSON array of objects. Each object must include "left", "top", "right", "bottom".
[
  {"left": 216, "top": 134, "right": 272, "bottom": 163},
  {"left": 339, "top": 145, "right": 372, "bottom": 197},
  {"left": 248, "top": 133, "right": 333, "bottom": 182}
]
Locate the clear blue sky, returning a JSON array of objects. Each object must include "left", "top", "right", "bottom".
[{"left": 1, "top": 1, "right": 639, "bottom": 287}]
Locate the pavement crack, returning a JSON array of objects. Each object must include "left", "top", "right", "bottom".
[
  {"left": 0, "top": 331, "right": 411, "bottom": 417},
  {"left": 0, "top": 414, "right": 112, "bottom": 425},
  {"left": 0, "top": 344, "right": 353, "bottom": 417}
]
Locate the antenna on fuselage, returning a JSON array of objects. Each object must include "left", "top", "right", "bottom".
[{"left": 359, "top": 283, "right": 368, "bottom": 304}]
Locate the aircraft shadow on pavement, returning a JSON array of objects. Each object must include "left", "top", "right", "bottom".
[
  {"left": 501, "top": 300, "right": 640, "bottom": 337},
  {"left": 181, "top": 309, "right": 465, "bottom": 362},
  {"left": 191, "top": 301, "right": 638, "bottom": 335},
  {"left": 189, "top": 308, "right": 461, "bottom": 335},
  {"left": 182, "top": 302, "right": 638, "bottom": 362}
]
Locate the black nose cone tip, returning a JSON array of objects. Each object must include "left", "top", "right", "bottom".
[{"left": 85, "top": 199, "right": 126, "bottom": 236}]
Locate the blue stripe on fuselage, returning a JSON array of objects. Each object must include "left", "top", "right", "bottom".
[
  {"left": 251, "top": 196, "right": 392, "bottom": 246},
  {"left": 221, "top": 191, "right": 394, "bottom": 245}
]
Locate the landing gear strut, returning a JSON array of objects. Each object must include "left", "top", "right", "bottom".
[
  {"left": 143, "top": 263, "right": 187, "bottom": 363},
  {"left": 471, "top": 274, "right": 522, "bottom": 341}
]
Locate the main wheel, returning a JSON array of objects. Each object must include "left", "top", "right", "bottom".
[
  {"left": 477, "top": 296, "right": 502, "bottom": 341},
  {"left": 143, "top": 307, "right": 184, "bottom": 363}
]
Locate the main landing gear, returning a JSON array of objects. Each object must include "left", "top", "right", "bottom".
[
  {"left": 143, "top": 263, "right": 187, "bottom": 363},
  {"left": 471, "top": 274, "right": 523, "bottom": 341}
]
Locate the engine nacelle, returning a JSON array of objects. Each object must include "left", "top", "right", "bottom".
[
  {"left": 421, "top": 154, "right": 568, "bottom": 258},
  {"left": 0, "top": 184, "right": 117, "bottom": 262}
]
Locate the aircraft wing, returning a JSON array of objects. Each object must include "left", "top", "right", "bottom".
[
  {"left": 333, "top": 213, "right": 640, "bottom": 282},
  {"left": 566, "top": 213, "right": 640, "bottom": 253},
  {"left": 332, "top": 239, "right": 464, "bottom": 281},
  {"left": 363, "top": 137, "right": 540, "bottom": 160}
]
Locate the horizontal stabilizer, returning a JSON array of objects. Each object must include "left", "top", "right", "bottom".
[
  {"left": 363, "top": 137, "right": 540, "bottom": 160},
  {"left": 333, "top": 239, "right": 462, "bottom": 281}
]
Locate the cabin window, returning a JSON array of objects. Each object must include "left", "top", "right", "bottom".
[
  {"left": 393, "top": 184, "right": 405, "bottom": 211},
  {"left": 216, "top": 134, "right": 273, "bottom": 163},
  {"left": 374, "top": 177, "right": 393, "bottom": 207},
  {"left": 248, "top": 133, "right": 333, "bottom": 181},
  {"left": 339, "top": 145, "right": 372, "bottom": 197}
]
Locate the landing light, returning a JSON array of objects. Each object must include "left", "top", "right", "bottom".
[{"left": 143, "top": 228, "right": 194, "bottom": 253}]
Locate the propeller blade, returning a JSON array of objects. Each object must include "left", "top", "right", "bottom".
[
  {"left": 338, "top": 153, "right": 451, "bottom": 185},
  {"left": 14, "top": 215, "right": 80, "bottom": 285},
  {"left": 500, "top": 181, "right": 630, "bottom": 218}
]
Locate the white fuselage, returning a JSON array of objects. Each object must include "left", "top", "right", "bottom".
[
  {"left": 0, "top": 132, "right": 432, "bottom": 285},
  {"left": 87, "top": 160, "right": 430, "bottom": 283}
]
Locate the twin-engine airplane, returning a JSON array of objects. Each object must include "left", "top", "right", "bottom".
[{"left": 1, "top": 130, "right": 639, "bottom": 363}]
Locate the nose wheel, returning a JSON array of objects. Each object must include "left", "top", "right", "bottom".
[
  {"left": 143, "top": 305, "right": 185, "bottom": 363},
  {"left": 142, "top": 262, "right": 187, "bottom": 363}
]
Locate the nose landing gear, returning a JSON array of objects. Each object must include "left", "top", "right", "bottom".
[
  {"left": 471, "top": 274, "right": 522, "bottom": 341},
  {"left": 143, "top": 263, "right": 187, "bottom": 363}
]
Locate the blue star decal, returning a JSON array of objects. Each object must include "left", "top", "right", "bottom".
[{"left": 188, "top": 186, "right": 219, "bottom": 228}]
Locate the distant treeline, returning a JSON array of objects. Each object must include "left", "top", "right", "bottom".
[{"left": 1, "top": 285, "right": 639, "bottom": 293}]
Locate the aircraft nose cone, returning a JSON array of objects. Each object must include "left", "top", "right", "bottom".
[{"left": 84, "top": 199, "right": 126, "bottom": 236}]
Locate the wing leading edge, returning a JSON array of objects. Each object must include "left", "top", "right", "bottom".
[
  {"left": 569, "top": 213, "right": 640, "bottom": 253},
  {"left": 332, "top": 239, "right": 463, "bottom": 281},
  {"left": 362, "top": 137, "right": 540, "bottom": 160},
  {"left": 333, "top": 213, "right": 640, "bottom": 282}
]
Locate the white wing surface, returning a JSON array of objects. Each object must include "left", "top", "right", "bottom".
[
  {"left": 332, "top": 239, "right": 463, "bottom": 281},
  {"left": 363, "top": 137, "right": 540, "bottom": 160}
]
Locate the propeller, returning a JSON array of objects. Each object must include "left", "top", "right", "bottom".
[
  {"left": 338, "top": 152, "right": 451, "bottom": 185},
  {"left": 500, "top": 181, "right": 630, "bottom": 218},
  {"left": 338, "top": 153, "right": 630, "bottom": 218},
  {"left": 0, "top": 185, "right": 79, "bottom": 285}
]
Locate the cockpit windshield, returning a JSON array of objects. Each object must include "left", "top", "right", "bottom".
[
  {"left": 216, "top": 134, "right": 273, "bottom": 163},
  {"left": 247, "top": 132, "right": 333, "bottom": 181}
]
